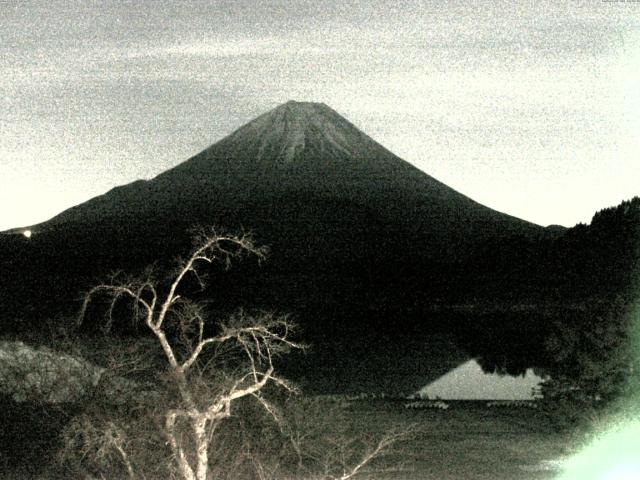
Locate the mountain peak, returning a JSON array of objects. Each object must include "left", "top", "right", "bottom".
[
  {"left": 269, "top": 100, "right": 341, "bottom": 121},
  {"left": 217, "top": 100, "right": 365, "bottom": 164},
  {"left": 266, "top": 100, "right": 334, "bottom": 126},
  {"left": 275, "top": 100, "right": 333, "bottom": 117},
  {"left": 281, "top": 99, "right": 328, "bottom": 108}
]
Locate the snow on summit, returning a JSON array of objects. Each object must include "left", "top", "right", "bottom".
[{"left": 223, "top": 101, "right": 364, "bottom": 164}]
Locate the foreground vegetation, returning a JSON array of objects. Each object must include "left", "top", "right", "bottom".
[
  {"left": 1, "top": 396, "right": 577, "bottom": 479},
  {"left": 344, "top": 399, "right": 576, "bottom": 480},
  {"left": 2, "top": 197, "right": 638, "bottom": 478}
]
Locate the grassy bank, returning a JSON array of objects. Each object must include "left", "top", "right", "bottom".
[
  {"left": 312, "top": 398, "right": 575, "bottom": 480},
  {"left": 1, "top": 397, "right": 576, "bottom": 479}
]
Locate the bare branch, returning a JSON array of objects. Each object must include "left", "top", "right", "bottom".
[
  {"left": 180, "top": 336, "right": 225, "bottom": 372},
  {"left": 335, "top": 430, "right": 405, "bottom": 480},
  {"left": 155, "top": 231, "right": 265, "bottom": 330},
  {"left": 78, "top": 284, "right": 153, "bottom": 332}
]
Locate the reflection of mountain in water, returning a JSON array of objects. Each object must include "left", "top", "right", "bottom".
[
  {"left": 284, "top": 332, "right": 471, "bottom": 395},
  {"left": 420, "top": 359, "right": 543, "bottom": 400}
]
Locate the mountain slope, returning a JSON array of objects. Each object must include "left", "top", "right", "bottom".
[{"left": 34, "top": 101, "right": 540, "bottom": 261}]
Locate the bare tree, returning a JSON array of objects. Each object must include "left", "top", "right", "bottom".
[
  {"left": 68, "top": 228, "right": 419, "bottom": 480},
  {"left": 76, "top": 229, "right": 302, "bottom": 480},
  {"left": 281, "top": 397, "right": 416, "bottom": 480}
]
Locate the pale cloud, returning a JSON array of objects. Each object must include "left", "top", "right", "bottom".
[{"left": 126, "top": 38, "right": 279, "bottom": 59}]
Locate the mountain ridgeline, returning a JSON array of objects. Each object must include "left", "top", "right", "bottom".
[
  {"left": 31, "top": 101, "right": 541, "bottom": 263},
  {"left": 1, "top": 101, "right": 637, "bottom": 392}
]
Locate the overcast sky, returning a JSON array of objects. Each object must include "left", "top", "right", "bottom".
[{"left": 2, "top": 0, "right": 639, "bottom": 230}]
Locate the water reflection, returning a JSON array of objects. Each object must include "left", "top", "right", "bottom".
[{"left": 419, "top": 359, "right": 543, "bottom": 400}]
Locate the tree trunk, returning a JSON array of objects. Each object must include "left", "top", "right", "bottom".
[
  {"left": 166, "top": 412, "right": 197, "bottom": 480},
  {"left": 194, "top": 416, "right": 209, "bottom": 480}
]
